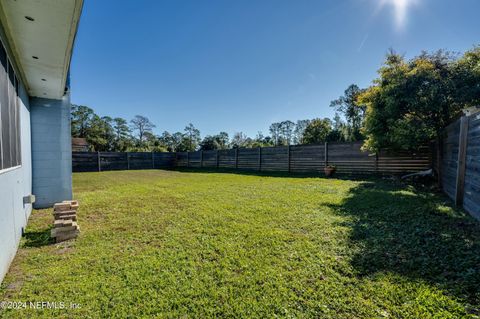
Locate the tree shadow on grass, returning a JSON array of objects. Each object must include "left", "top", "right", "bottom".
[
  {"left": 22, "top": 227, "right": 54, "bottom": 248},
  {"left": 329, "top": 181, "right": 480, "bottom": 305}
]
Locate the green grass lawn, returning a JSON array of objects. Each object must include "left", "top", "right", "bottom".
[{"left": 1, "top": 170, "right": 479, "bottom": 318}]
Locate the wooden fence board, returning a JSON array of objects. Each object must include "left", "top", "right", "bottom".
[
  {"left": 176, "top": 152, "right": 188, "bottom": 167},
  {"left": 154, "top": 152, "right": 176, "bottom": 168},
  {"left": 72, "top": 152, "right": 98, "bottom": 172},
  {"left": 202, "top": 150, "right": 218, "bottom": 168},
  {"left": 218, "top": 149, "right": 236, "bottom": 168},
  {"left": 188, "top": 151, "right": 202, "bottom": 168},
  {"left": 463, "top": 113, "right": 480, "bottom": 219},
  {"left": 440, "top": 112, "right": 480, "bottom": 220},
  {"left": 72, "top": 142, "right": 434, "bottom": 177},
  {"left": 128, "top": 152, "right": 153, "bottom": 170},
  {"left": 100, "top": 152, "right": 128, "bottom": 171},
  {"left": 237, "top": 148, "right": 260, "bottom": 170}
]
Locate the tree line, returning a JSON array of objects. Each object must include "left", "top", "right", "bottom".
[
  {"left": 71, "top": 85, "right": 365, "bottom": 152},
  {"left": 72, "top": 46, "right": 479, "bottom": 153}
]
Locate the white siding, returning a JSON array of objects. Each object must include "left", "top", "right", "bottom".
[{"left": 0, "top": 82, "right": 32, "bottom": 282}]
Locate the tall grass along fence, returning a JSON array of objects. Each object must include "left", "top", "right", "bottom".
[
  {"left": 439, "top": 113, "right": 480, "bottom": 219},
  {"left": 73, "top": 141, "right": 432, "bottom": 175}
]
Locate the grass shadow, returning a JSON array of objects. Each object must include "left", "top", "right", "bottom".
[
  {"left": 329, "top": 181, "right": 480, "bottom": 305},
  {"left": 22, "top": 227, "right": 54, "bottom": 248}
]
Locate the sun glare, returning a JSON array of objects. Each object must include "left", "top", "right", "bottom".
[{"left": 379, "top": 0, "right": 417, "bottom": 30}]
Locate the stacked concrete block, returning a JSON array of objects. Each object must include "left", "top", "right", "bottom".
[{"left": 51, "top": 200, "right": 80, "bottom": 243}]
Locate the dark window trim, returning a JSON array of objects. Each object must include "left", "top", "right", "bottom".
[{"left": 0, "top": 37, "right": 22, "bottom": 171}]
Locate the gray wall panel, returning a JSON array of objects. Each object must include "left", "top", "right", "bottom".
[{"left": 30, "top": 96, "right": 72, "bottom": 208}]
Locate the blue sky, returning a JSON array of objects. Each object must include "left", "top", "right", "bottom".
[{"left": 70, "top": 0, "right": 480, "bottom": 138}]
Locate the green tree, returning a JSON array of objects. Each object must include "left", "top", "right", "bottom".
[
  {"left": 359, "top": 48, "right": 480, "bottom": 152},
  {"left": 130, "top": 115, "right": 156, "bottom": 143},
  {"left": 252, "top": 131, "right": 273, "bottom": 147},
  {"left": 452, "top": 46, "right": 480, "bottom": 110},
  {"left": 184, "top": 123, "right": 201, "bottom": 151},
  {"left": 280, "top": 120, "right": 295, "bottom": 145},
  {"left": 112, "top": 117, "right": 132, "bottom": 151},
  {"left": 159, "top": 131, "right": 187, "bottom": 152},
  {"left": 113, "top": 117, "right": 130, "bottom": 140},
  {"left": 100, "top": 116, "right": 116, "bottom": 151},
  {"left": 71, "top": 105, "right": 95, "bottom": 138},
  {"left": 200, "top": 132, "right": 230, "bottom": 150},
  {"left": 269, "top": 122, "right": 282, "bottom": 146},
  {"left": 199, "top": 136, "right": 218, "bottom": 150},
  {"left": 172, "top": 132, "right": 185, "bottom": 151},
  {"left": 302, "top": 118, "right": 332, "bottom": 144},
  {"left": 327, "top": 113, "right": 347, "bottom": 142},
  {"left": 71, "top": 105, "right": 119, "bottom": 151},
  {"left": 142, "top": 132, "right": 167, "bottom": 152},
  {"left": 158, "top": 131, "right": 174, "bottom": 152},
  {"left": 293, "top": 119, "right": 311, "bottom": 144},
  {"left": 330, "top": 84, "right": 366, "bottom": 141},
  {"left": 230, "top": 132, "right": 254, "bottom": 148},
  {"left": 215, "top": 132, "right": 230, "bottom": 149},
  {"left": 86, "top": 115, "right": 115, "bottom": 151}
]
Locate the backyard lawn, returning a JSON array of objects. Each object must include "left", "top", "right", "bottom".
[{"left": 1, "top": 170, "right": 479, "bottom": 318}]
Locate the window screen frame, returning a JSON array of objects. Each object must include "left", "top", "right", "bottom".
[{"left": 0, "top": 37, "right": 22, "bottom": 173}]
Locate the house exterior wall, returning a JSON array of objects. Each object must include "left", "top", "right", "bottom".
[
  {"left": 30, "top": 96, "right": 72, "bottom": 208},
  {"left": 0, "top": 1, "right": 79, "bottom": 284},
  {"left": 0, "top": 80, "right": 32, "bottom": 283}
]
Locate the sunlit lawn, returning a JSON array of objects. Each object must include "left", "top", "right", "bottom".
[{"left": 1, "top": 170, "right": 479, "bottom": 318}]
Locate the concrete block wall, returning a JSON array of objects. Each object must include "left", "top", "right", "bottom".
[{"left": 30, "top": 95, "right": 72, "bottom": 208}]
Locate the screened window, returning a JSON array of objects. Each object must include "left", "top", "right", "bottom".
[{"left": 0, "top": 39, "right": 21, "bottom": 171}]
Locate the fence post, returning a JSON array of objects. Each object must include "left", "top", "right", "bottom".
[
  {"left": 455, "top": 115, "right": 469, "bottom": 206},
  {"left": 97, "top": 151, "right": 101, "bottom": 172},
  {"left": 175, "top": 152, "right": 178, "bottom": 168},
  {"left": 258, "top": 147, "right": 262, "bottom": 171},
  {"left": 375, "top": 153, "right": 379, "bottom": 174},
  {"left": 201, "top": 150, "right": 204, "bottom": 168},
  {"left": 152, "top": 152, "right": 155, "bottom": 169},
  {"left": 436, "top": 136, "right": 443, "bottom": 189},
  {"left": 287, "top": 145, "right": 291, "bottom": 173},
  {"left": 216, "top": 150, "right": 219, "bottom": 168},
  {"left": 187, "top": 152, "right": 190, "bottom": 168},
  {"left": 235, "top": 148, "right": 238, "bottom": 169},
  {"left": 126, "top": 152, "right": 130, "bottom": 170},
  {"left": 324, "top": 142, "right": 328, "bottom": 167}
]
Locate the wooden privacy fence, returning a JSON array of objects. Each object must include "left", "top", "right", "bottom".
[
  {"left": 73, "top": 141, "right": 432, "bottom": 175},
  {"left": 440, "top": 113, "right": 480, "bottom": 220}
]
